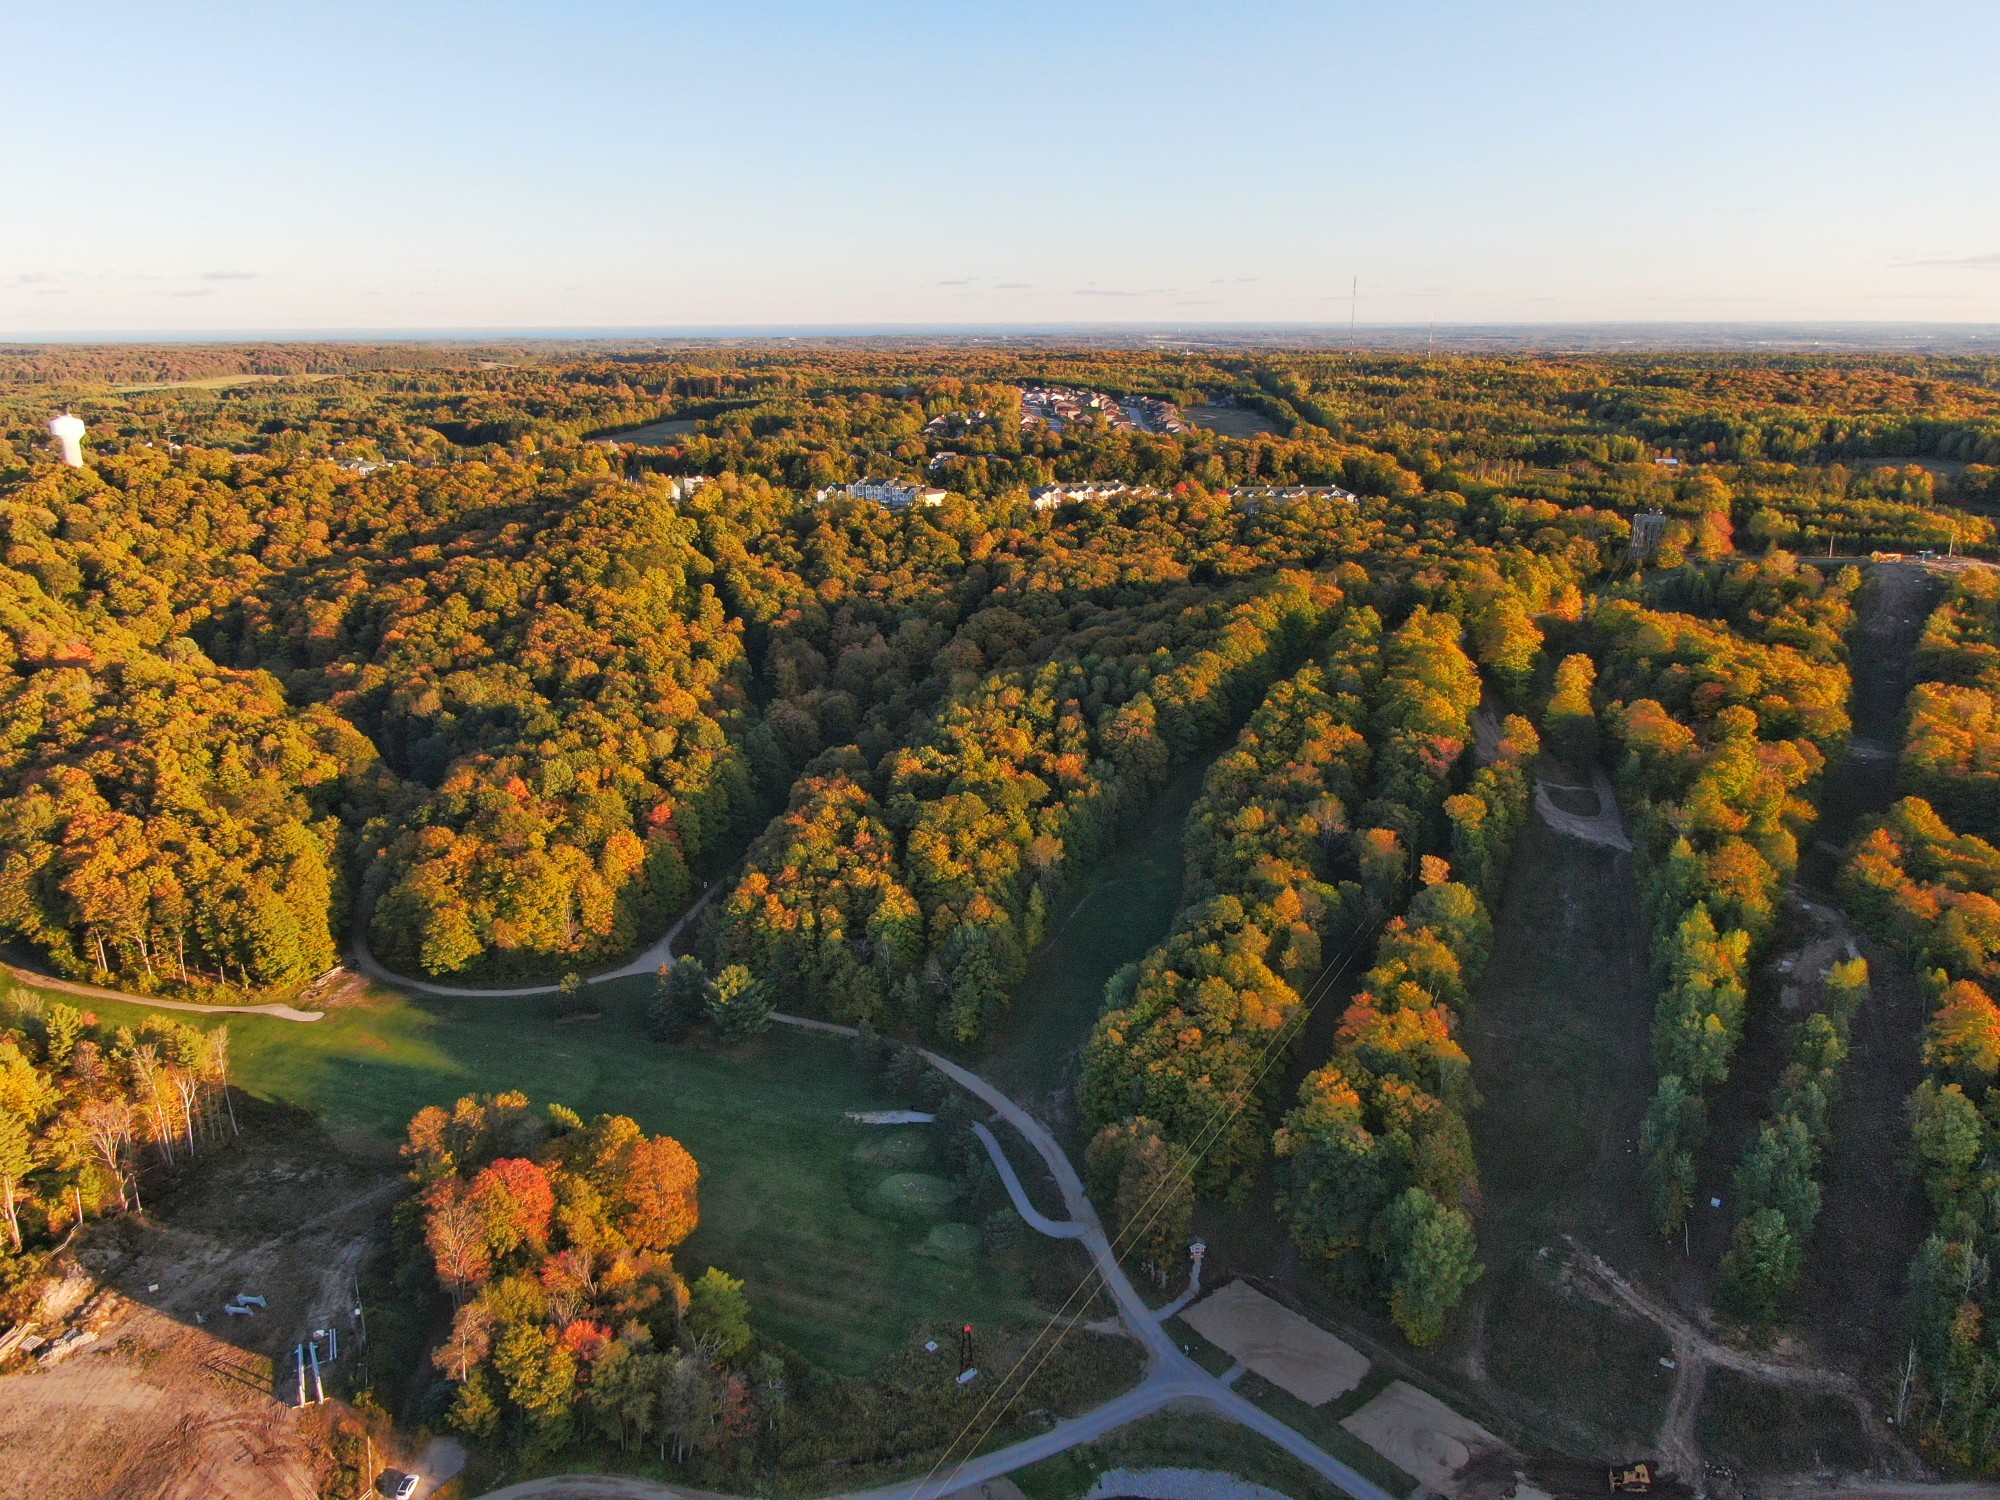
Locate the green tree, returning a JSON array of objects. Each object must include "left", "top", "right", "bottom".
[
  {"left": 492, "top": 1321, "right": 578, "bottom": 1452},
  {"left": 1909, "top": 1079, "right": 1986, "bottom": 1229},
  {"left": 1382, "top": 1187, "right": 1481, "bottom": 1347},
  {"left": 1734, "top": 1116, "right": 1822, "bottom": 1240},
  {"left": 706, "top": 966, "right": 772, "bottom": 1043},
  {"left": 1084, "top": 1117, "right": 1193, "bottom": 1281},
  {"left": 554, "top": 970, "right": 589, "bottom": 1019},
  {"left": 1719, "top": 1206, "right": 1801, "bottom": 1326},
  {"left": 449, "top": 1367, "right": 502, "bottom": 1439},
  {"left": 1638, "top": 1075, "right": 1705, "bottom": 1237},
  {"left": 686, "top": 1266, "right": 753, "bottom": 1362},
  {"left": 650, "top": 958, "right": 713, "bottom": 1043},
  {"left": 1274, "top": 1065, "right": 1394, "bottom": 1270}
]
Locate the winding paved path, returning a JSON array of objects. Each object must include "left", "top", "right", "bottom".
[
  {"left": 26, "top": 886, "right": 1390, "bottom": 1497},
  {"left": 346, "top": 875, "right": 734, "bottom": 998},
  {"left": 971, "top": 1122, "right": 1084, "bottom": 1241},
  {"left": 1, "top": 962, "right": 328, "bottom": 1022},
  {"left": 772, "top": 1014, "right": 1395, "bottom": 1500}
]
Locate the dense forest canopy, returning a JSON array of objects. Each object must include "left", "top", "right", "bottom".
[
  {"left": 10, "top": 341, "right": 2000, "bottom": 1469},
  {"left": 0, "top": 341, "right": 1989, "bottom": 995}
]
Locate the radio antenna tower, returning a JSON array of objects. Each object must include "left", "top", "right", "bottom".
[{"left": 1349, "top": 276, "right": 1357, "bottom": 335}]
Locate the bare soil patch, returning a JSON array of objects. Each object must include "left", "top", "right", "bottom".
[
  {"left": 0, "top": 1298, "right": 328, "bottom": 1500},
  {"left": 1340, "top": 1380, "right": 1503, "bottom": 1497},
  {"left": 1180, "top": 1280, "right": 1370, "bottom": 1406},
  {"left": 0, "top": 1101, "right": 397, "bottom": 1500},
  {"left": 297, "top": 965, "right": 374, "bottom": 1010}
]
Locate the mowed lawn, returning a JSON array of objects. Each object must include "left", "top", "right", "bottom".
[{"left": 6, "top": 974, "right": 1045, "bottom": 1374}]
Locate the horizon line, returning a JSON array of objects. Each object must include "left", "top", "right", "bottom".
[{"left": 5, "top": 317, "right": 2000, "bottom": 348}]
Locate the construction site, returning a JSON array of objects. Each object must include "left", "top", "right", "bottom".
[{"left": 0, "top": 1101, "right": 440, "bottom": 1500}]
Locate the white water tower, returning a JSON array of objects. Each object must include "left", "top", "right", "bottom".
[{"left": 49, "top": 412, "right": 86, "bottom": 467}]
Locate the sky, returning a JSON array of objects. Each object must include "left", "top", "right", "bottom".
[{"left": 7, "top": 0, "right": 2000, "bottom": 334}]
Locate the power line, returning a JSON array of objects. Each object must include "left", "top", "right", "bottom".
[
  {"left": 913, "top": 898, "right": 1396, "bottom": 1498},
  {"left": 925, "top": 910, "right": 1387, "bottom": 1493}
]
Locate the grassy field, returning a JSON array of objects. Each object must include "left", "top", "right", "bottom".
[
  {"left": 2, "top": 972, "right": 1051, "bottom": 1374},
  {"left": 1459, "top": 811, "right": 1680, "bottom": 1453},
  {"left": 973, "top": 753, "right": 1211, "bottom": 1112},
  {"left": 1184, "top": 404, "right": 1281, "bottom": 438},
  {"left": 109, "top": 374, "right": 335, "bottom": 393},
  {"left": 591, "top": 416, "right": 700, "bottom": 444},
  {"left": 1012, "top": 1411, "right": 1337, "bottom": 1500},
  {"left": 1695, "top": 1368, "right": 1870, "bottom": 1476}
]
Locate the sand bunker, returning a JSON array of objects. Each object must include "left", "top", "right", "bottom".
[
  {"left": 1179, "top": 1280, "right": 1369, "bottom": 1406},
  {"left": 1340, "top": 1380, "right": 1501, "bottom": 1496}
]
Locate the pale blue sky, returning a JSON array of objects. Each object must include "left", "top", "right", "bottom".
[{"left": 7, "top": 1, "right": 1999, "bottom": 332}]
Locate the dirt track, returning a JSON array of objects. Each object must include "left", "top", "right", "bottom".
[
  {"left": 1563, "top": 1240, "right": 1919, "bottom": 1484},
  {"left": 1533, "top": 765, "right": 1633, "bottom": 852},
  {"left": 0, "top": 1299, "right": 325, "bottom": 1500}
]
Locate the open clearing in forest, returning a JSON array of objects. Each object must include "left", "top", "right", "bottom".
[
  {"left": 1458, "top": 806, "right": 1678, "bottom": 1455},
  {"left": 1695, "top": 1368, "right": 1872, "bottom": 1479},
  {"left": 110, "top": 374, "right": 338, "bottom": 393},
  {"left": 1184, "top": 405, "right": 1281, "bottom": 438},
  {"left": 1, "top": 975, "right": 1054, "bottom": 1374},
  {"left": 592, "top": 416, "right": 701, "bottom": 445},
  {"left": 0, "top": 1299, "right": 324, "bottom": 1500},
  {"left": 975, "top": 753, "right": 1212, "bottom": 1118},
  {"left": 1675, "top": 561, "right": 1937, "bottom": 1460},
  {"left": 1458, "top": 564, "right": 1940, "bottom": 1480}
]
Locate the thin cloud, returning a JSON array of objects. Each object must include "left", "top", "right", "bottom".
[
  {"left": 995, "top": 282, "right": 1031, "bottom": 290},
  {"left": 200, "top": 270, "right": 258, "bottom": 281},
  {"left": 1074, "top": 287, "right": 1172, "bottom": 297},
  {"left": 164, "top": 288, "right": 216, "bottom": 298},
  {"left": 1894, "top": 251, "right": 2000, "bottom": 270},
  {"left": 936, "top": 277, "right": 971, "bottom": 286},
  {"left": 12, "top": 271, "right": 64, "bottom": 285}
]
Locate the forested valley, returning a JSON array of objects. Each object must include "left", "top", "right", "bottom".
[{"left": 6, "top": 341, "right": 2000, "bottom": 1486}]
